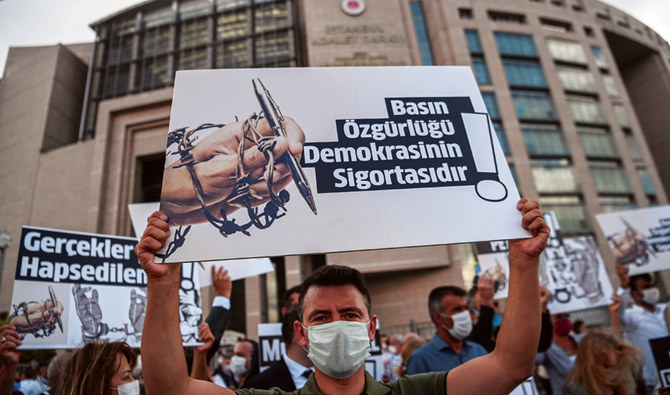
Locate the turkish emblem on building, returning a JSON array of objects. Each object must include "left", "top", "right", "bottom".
[{"left": 341, "top": 0, "right": 366, "bottom": 16}]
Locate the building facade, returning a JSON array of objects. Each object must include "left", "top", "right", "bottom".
[{"left": 1, "top": 0, "right": 669, "bottom": 339}]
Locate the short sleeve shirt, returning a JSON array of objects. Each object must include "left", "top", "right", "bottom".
[{"left": 233, "top": 371, "right": 447, "bottom": 395}]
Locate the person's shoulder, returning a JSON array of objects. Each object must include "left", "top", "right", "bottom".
[{"left": 391, "top": 372, "right": 447, "bottom": 393}]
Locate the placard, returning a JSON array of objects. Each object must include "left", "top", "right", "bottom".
[
  {"left": 473, "top": 240, "right": 511, "bottom": 299},
  {"left": 156, "top": 66, "right": 528, "bottom": 263},
  {"left": 650, "top": 336, "right": 670, "bottom": 388},
  {"left": 595, "top": 206, "right": 670, "bottom": 275},
  {"left": 10, "top": 226, "right": 202, "bottom": 349}
]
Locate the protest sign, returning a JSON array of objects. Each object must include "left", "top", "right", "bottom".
[
  {"left": 473, "top": 241, "right": 511, "bottom": 299},
  {"left": 541, "top": 213, "right": 614, "bottom": 314},
  {"left": 595, "top": 206, "right": 670, "bottom": 275},
  {"left": 155, "top": 66, "right": 528, "bottom": 263},
  {"left": 650, "top": 336, "right": 670, "bottom": 388},
  {"left": 10, "top": 226, "right": 202, "bottom": 349},
  {"left": 256, "top": 320, "right": 383, "bottom": 381},
  {"left": 129, "top": 203, "right": 275, "bottom": 284}
]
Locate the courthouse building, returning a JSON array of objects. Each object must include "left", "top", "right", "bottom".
[{"left": 1, "top": 0, "right": 669, "bottom": 338}]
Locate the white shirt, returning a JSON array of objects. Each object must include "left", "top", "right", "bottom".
[
  {"left": 212, "top": 296, "right": 231, "bottom": 309},
  {"left": 618, "top": 287, "right": 668, "bottom": 386},
  {"left": 282, "top": 353, "right": 313, "bottom": 390}
]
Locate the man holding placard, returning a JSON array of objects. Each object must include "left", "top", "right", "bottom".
[{"left": 135, "top": 198, "right": 548, "bottom": 394}]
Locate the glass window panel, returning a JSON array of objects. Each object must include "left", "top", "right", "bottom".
[
  {"left": 180, "top": 18, "right": 209, "bottom": 49},
  {"left": 140, "top": 56, "right": 170, "bottom": 89},
  {"left": 493, "top": 121, "right": 510, "bottom": 155},
  {"left": 556, "top": 68, "right": 596, "bottom": 93},
  {"left": 145, "top": 9, "right": 174, "bottom": 29},
  {"left": 511, "top": 90, "right": 558, "bottom": 120},
  {"left": 255, "top": 32, "right": 290, "bottom": 63},
  {"left": 178, "top": 48, "right": 208, "bottom": 70},
  {"left": 215, "top": 39, "right": 249, "bottom": 68},
  {"left": 568, "top": 97, "right": 607, "bottom": 124},
  {"left": 472, "top": 56, "right": 491, "bottom": 84},
  {"left": 624, "top": 132, "right": 642, "bottom": 160},
  {"left": 637, "top": 168, "right": 655, "bottom": 195},
  {"left": 217, "top": 11, "right": 249, "bottom": 40},
  {"left": 216, "top": 0, "right": 247, "bottom": 12},
  {"left": 578, "top": 127, "right": 618, "bottom": 158},
  {"left": 613, "top": 104, "right": 629, "bottom": 128},
  {"left": 589, "top": 161, "right": 632, "bottom": 193},
  {"left": 522, "top": 123, "right": 569, "bottom": 156},
  {"left": 411, "top": 2, "right": 434, "bottom": 65},
  {"left": 539, "top": 196, "right": 591, "bottom": 234},
  {"left": 142, "top": 26, "right": 171, "bottom": 57},
  {"left": 494, "top": 32, "right": 538, "bottom": 57},
  {"left": 465, "top": 29, "right": 483, "bottom": 53},
  {"left": 503, "top": 59, "right": 547, "bottom": 87},
  {"left": 254, "top": 2, "right": 289, "bottom": 34},
  {"left": 547, "top": 39, "right": 587, "bottom": 64},
  {"left": 104, "top": 65, "right": 130, "bottom": 96},
  {"left": 108, "top": 34, "right": 134, "bottom": 65},
  {"left": 481, "top": 92, "right": 500, "bottom": 118},
  {"left": 180, "top": 1, "right": 210, "bottom": 19},
  {"left": 599, "top": 196, "right": 637, "bottom": 213},
  {"left": 602, "top": 75, "right": 619, "bottom": 96},
  {"left": 532, "top": 159, "right": 580, "bottom": 193},
  {"left": 591, "top": 46, "right": 608, "bottom": 68}
]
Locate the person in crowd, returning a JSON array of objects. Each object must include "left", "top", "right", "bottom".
[
  {"left": 46, "top": 351, "right": 73, "bottom": 393},
  {"left": 228, "top": 340, "right": 257, "bottom": 388},
  {"left": 536, "top": 311, "right": 580, "bottom": 395},
  {"left": 467, "top": 274, "right": 499, "bottom": 352},
  {"left": 135, "top": 197, "right": 549, "bottom": 394},
  {"left": 394, "top": 338, "right": 424, "bottom": 378},
  {"left": 572, "top": 320, "right": 586, "bottom": 335},
  {"left": 614, "top": 263, "right": 668, "bottom": 392},
  {"left": 242, "top": 308, "right": 313, "bottom": 390},
  {"left": 212, "top": 352, "right": 236, "bottom": 389},
  {"left": 406, "top": 284, "right": 488, "bottom": 374},
  {"left": 281, "top": 286, "right": 300, "bottom": 317},
  {"left": 1, "top": 325, "right": 21, "bottom": 395},
  {"left": 402, "top": 332, "right": 420, "bottom": 344},
  {"left": 185, "top": 265, "right": 233, "bottom": 373},
  {"left": 563, "top": 331, "right": 645, "bottom": 395},
  {"left": 53, "top": 341, "right": 138, "bottom": 395},
  {"left": 191, "top": 322, "right": 216, "bottom": 382},
  {"left": 17, "top": 365, "right": 48, "bottom": 395}
]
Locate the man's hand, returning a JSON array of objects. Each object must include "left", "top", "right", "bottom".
[
  {"left": 475, "top": 274, "right": 495, "bottom": 309},
  {"left": 196, "top": 323, "right": 216, "bottom": 355},
  {"left": 615, "top": 261, "right": 629, "bottom": 289},
  {"left": 609, "top": 294, "right": 622, "bottom": 313},
  {"left": 508, "top": 199, "right": 550, "bottom": 267},
  {"left": 135, "top": 211, "right": 179, "bottom": 279},
  {"left": 161, "top": 117, "right": 306, "bottom": 225},
  {"left": 0, "top": 325, "right": 21, "bottom": 367},
  {"left": 212, "top": 267, "right": 232, "bottom": 299}
]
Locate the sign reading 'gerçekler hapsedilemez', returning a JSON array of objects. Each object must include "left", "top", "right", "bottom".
[{"left": 156, "top": 66, "right": 529, "bottom": 263}]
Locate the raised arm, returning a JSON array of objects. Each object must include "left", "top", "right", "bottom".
[
  {"left": 136, "top": 212, "right": 234, "bottom": 395},
  {"left": 447, "top": 199, "right": 549, "bottom": 395}
]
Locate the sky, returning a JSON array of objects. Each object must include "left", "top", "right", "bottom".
[{"left": 0, "top": 0, "right": 669, "bottom": 76}]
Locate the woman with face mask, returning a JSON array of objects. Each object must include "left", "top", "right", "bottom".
[
  {"left": 52, "top": 341, "right": 139, "bottom": 395},
  {"left": 563, "top": 331, "right": 645, "bottom": 395}
]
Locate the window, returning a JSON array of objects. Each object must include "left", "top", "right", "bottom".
[
  {"left": 180, "top": 0, "right": 210, "bottom": 19},
  {"left": 495, "top": 32, "right": 538, "bottom": 57},
  {"left": 503, "top": 59, "right": 547, "bottom": 87},
  {"left": 591, "top": 46, "right": 608, "bottom": 68},
  {"left": 493, "top": 121, "right": 510, "bottom": 155},
  {"left": 624, "top": 131, "right": 642, "bottom": 161},
  {"left": 540, "top": 18, "right": 572, "bottom": 33},
  {"left": 108, "top": 33, "right": 134, "bottom": 65},
  {"left": 488, "top": 11, "right": 526, "bottom": 24},
  {"left": 532, "top": 159, "right": 580, "bottom": 193},
  {"left": 556, "top": 67, "right": 596, "bottom": 93},
  {"left": 539, "top": 196, "right": 591, "bottom": 234},
  {"left": 255, "top": 32, "right": 291, "bottom": 63},
  {"left": 180, "top": 18, "right": 209, "bottom": 49},
  {"left": 472, "top": 56, "right": 491, "bottom": 84},
  {"left": 599, "top": 196, "right": 636, "bottom": 213},
  {"left": 254, "top": 2, "right": 290, "bottom": 34},
  {"left": 178, "top": 48, "right": 208, "bottom": 70},
  {"left": 216, "top": 0, "right": 248, "bottom": 12},
  {"left": 481, "top": 92, "right": 500, "bottom": 118},
  {"left": 216, "top": 39, "right": 249, "bottom": 68},
  {"left": 578, "top": 127, "right": 618, "bottom": 158},
  {"left": 459, "top": 8, "right": 473, "bottom": 19},
  {"left": 217, "top": 11, "right": 249, "bottom": 40},
  {"left": 612, "top": 103, "right": 629, "bottom": 128},
  {"left": 584, "top": 26, "right": 594, "bottom": 37},
  {"left": 589, "top": 160, "right": 632, "bottom": 194},
  {"left": 547, "top": 39, "right": 587, "bottom": 64},
  {"left": 637, "top": 168, "right": 655, "bottom": 196},
  {"left": 511, "top": 90, "right": 558, "bottom": 120},
  {"left": 568, "top": 96, "right": 607, "bottom": 124},
  {"left": 522, "top": 123, "right": 569, "bottom": 156},
  {"left": 104, "top": 65, "right": 130, "bottom": 97},
  {"left": 465, "top": 29, "right": 483, "bottom": 54},
  {"left": 602, "top": 75, "right": 619, "bottom": 96},
  {"left": 141, "top": 26, "right": 171, "bottom": 58},
  {"left": 139, "top": 56, "right": 170, "bottom": 89},
  {"left": 411, "top": 2, "right": 434, "bottom": 65}
]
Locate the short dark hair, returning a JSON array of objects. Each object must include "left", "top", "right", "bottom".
[
  {"left": 428, "top": 286, "right": 466, "bottom": 325},
  {"left": 282, "top": 307, "right": 300, "bottom": 346},
  {"left": 281, "top": 285, "right": 301, "bottom": 311},
  {"left": 297, "top": 265, "right": 371, "bottom": 321},
  {"left": 630, "top": 273, "right": 652, "bottom": 293}
]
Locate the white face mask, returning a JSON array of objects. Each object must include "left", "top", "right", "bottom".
[
  {"left": 303, "top": 320, "right": 371, "bottom": 380},
  {"left": 216, "top": 356, "right": 225, "bottom": 366},
  {"left": 441, "top": 310, "right": 473, "bottom": 341},
  {"left": 112, "top": 380, "right": 140, "bottom": 395},
  {"left": 641, "top": 287, "right": 660, "bottom": 305},
  {"left": 230, "top": 355, "right": 248, "bottom": 377}
]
